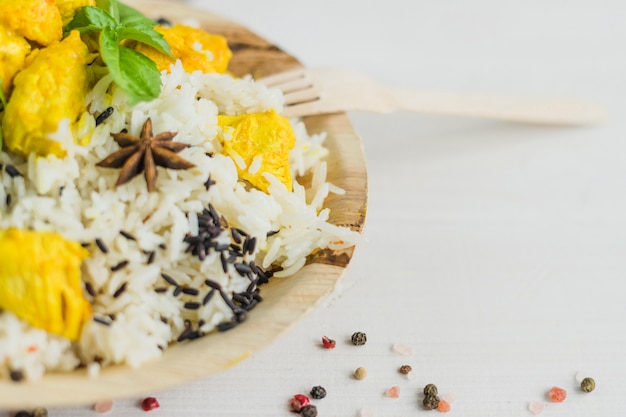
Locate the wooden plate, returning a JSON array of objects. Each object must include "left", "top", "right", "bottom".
[{"left": 0, "top": 0, "right": 367, "bottom": 408}]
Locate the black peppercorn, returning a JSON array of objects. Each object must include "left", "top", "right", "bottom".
[
  {"left": 9, "top": 369, "right": 24, "bottom": 382},
  {"left": 13, "top": 411, "right": 31, "bottom": 417},
  {"left": 300, "top": 404, "right": 318, "bottom": 417},
  {"left": 310, "top": 385, "right": 327, "bottom": 399},
  {"left": 423, "top": 394, "right": 440, "bottom": 410},
  {"left": 351, "top": 331, "right": 367, "bottom": 346},
  {"left": 423, "top": 383, "right": 438, "bottom": 397}
]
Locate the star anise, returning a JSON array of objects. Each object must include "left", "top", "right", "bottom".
[{"left": 96, "top": 118, "right": 195, "bottom": 192}]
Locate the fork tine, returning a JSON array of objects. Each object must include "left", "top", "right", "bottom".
[
  {"left": 282, "top": 86, "right": 321, "bottom": 106},
  {"left": 256, "top": 68, "right": 308, "bottom": 88}
]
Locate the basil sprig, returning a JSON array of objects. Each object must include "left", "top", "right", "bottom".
[{"left": 65, "top": 0, "right": 172, "bottom": 105}]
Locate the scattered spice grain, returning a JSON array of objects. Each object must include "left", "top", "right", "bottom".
[
  {"left": 437, "top": 399, "right": 450, "bottom": 413},
  {"left": 580, "top": 377, "right": 595, "bottom": 392},
  {"left": 290, "top": 394, "right": 310, "bottom": 412},
  {"left": 140, "top": 397, "right": 160, "bottom": 411},
  {"left": 300, "top": 405, "right": 318, "bottom": 417},
  {"left": 321, "top": 336, "right": 336, "bottom": 349},
  {"left": 548, "top": 386, "right": 567, "bottom": 403},
  {"left": 391, "top": 342, "right": 413, "bottom": 356},
  {"left": 32, "top": 407, "right": 48, "bottom": 417},
  {"left": 310, "top": 385, "right": 327, "bottom": 399},
  {"left": 528, "top": 401, "right": 545, "bottom": 415},
  {"left": 424, "top": 383, "right": 438, "bottom": 397},
  {"left": 9, "top": 369, "right": 23, "bottom": 382},
  {"left": 94, "top": 400, "right": 114, "bottom": 413},
  {"left": 354, "top": 367, "right": 367, "bottom": 380},
  {"left": 423, "top": 395, "right": 440, "bottom": 410},
  {"left": 351, "top": 331, "right": 367, "bottom": 346},
  {"left": 399, "top": 365, "right": 412, "bottom": 374},
  {"left": 385, "top": 386, "right": 400, "bottom": 398}
]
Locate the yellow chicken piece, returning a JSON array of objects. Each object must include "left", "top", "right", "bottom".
[
  {"left": 0, "top": 228, "right": 91, "bottom": 341},
  {"left": 0, "top": 24, "right": 31, "bottom": 96},
  {"left": 218, "top": 110, "right": 296, "bottom": 192},
  {"left": 55, "top": 0, "right": 96, "bottom": 25},
  {"left": 0, "top": 0, "right": 62, "bottom": 46},
  {"left": 2, "top": 30, "right": 89, "bottom": 158},
  {"left": 135, "top": 24, "right": 232, "bottom": 74}
]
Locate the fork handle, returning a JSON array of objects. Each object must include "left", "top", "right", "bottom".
[{"left": 390, "top": 88, "right": 606, "bottom": 125}]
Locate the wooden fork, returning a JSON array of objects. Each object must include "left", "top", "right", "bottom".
[{"left": 258, "top": 67, "right": 606, "bottom": 125}]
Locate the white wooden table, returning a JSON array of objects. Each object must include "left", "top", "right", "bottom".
[{"left": 5, "top": 0, "right": 626, "bottom": 416}]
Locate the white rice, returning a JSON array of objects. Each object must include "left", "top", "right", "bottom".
[{"left": 0, "top": 60, "right": 359, "bottom": 380}]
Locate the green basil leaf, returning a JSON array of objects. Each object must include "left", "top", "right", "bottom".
[
  {"left": 96, "top": 0, "right": 120, "bottom": 23},
  {"left": 118, "top": 3, "right": 156, "bottom": 27},
  {"left": 64, "top": 6, "right": 117, "bottom": 35},
  {"left": 117, "top": 47, "right": 161, "bottom": 105},
  {"left": 117, "top": 25, "right": 172, "bottom": 56}
]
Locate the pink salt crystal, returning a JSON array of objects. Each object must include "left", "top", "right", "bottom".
[
  {"left": 359, "top": 407, "right": 374, "bottom": 417},
  {"left": 441, "top": 393, "right": 455, "bottom": 403},
  {"left": 94, "top": 400, "right": 114, "bottom": 413},
  {"left": 385, "top": 386, "right": 400, "bottom": 398},
  {"left": 528, "top": 401, "right": 545, "bottom": 415},
  {"left": 391, "top": 342, "right": 412, "bottom": 356}
]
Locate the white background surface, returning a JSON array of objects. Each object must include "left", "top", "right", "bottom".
[{"left": 6, "top": 0, "right": 626, "bottom": 416}]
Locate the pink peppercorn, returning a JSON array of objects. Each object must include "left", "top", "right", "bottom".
[
  {"left": 321, "top": 336, "right": 336, "bottom": 349},
  {"left": 141, "top": 397, "right": 160, "bottom": 411},
  {"left": 290, "top": 394, "right": 310, "bottom": 412},
  {"left": 548, "top": 386, "right": 567, "bottom": 403}
]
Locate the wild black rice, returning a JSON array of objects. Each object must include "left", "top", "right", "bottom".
[
  {"left": 181, "top": 287, "right": 200, "bottom": 296},
  {"left": 95, "top": 238, "right": 109, "bottom": 254},
  {"left": 95, "top": 106, "right": 114, "bottom": 126},
  {"left": 85, "top": 281, "right": 96, "bottom": 297},
  {"left": 154, "top": 287, "right": 168, "bottom": 293},
  {"left": 112, "top": 282, "right": 128, "bottom": 298},
  {"left": 93, "top": 316, "right": 111, "bottom": 326},
  {"left": 6, "top": 193, "right": 11, "bottom": 206},
  {"left": 4, "top": 164, "right": 22, "bottom": 178},
  {"left": 161, "top": 273, "right": 178, "bottom": 286},
  {"left": 146, "top": 250, "right": 156, "bottom": 264},
  {"left": 183, "top": 302, "right": 201, "bottom": 310},
  {"left": 203, "top": 174, "right": 216, "bottom": 190},
  {"left": 173, "top": 286, "right": 183, "bottom": 297},
  {"left": 119, "top": 230, "right": 136, "bottom": 241},
  {"left": 202, "top": 290, "right": 215, "bottom": 306},
  {"left": 110, "top": 260, "right": 129, "bottom": 272}
]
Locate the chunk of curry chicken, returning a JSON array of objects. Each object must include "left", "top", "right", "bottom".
[
  {"left": 2, "top": 30, "right": 89, "bottom": 158},
  {"left": 0, "top": 228, "right": 92, "bottom": 341},
  {"left": 134, "top": 24, "right": 232, "bottom": 74}
]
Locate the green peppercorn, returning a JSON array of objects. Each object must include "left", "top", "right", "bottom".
[
  {"left": 31, "top": 408, "right": 47, "bottom": 417},
  {"left": 300, "top": 404, "right": 318, "bottom": 417},
  {"left": 423, "top": 394, "right": 440, "bottom": 410},
  {"left": 580, "top": 377, "right": 596, "bottom": 393},
  {"left": 351, "top": 331, "right": 367, "bottom": 346},
  {"left": 423, "top": 383, "right": 438, "bottom": 397}
]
